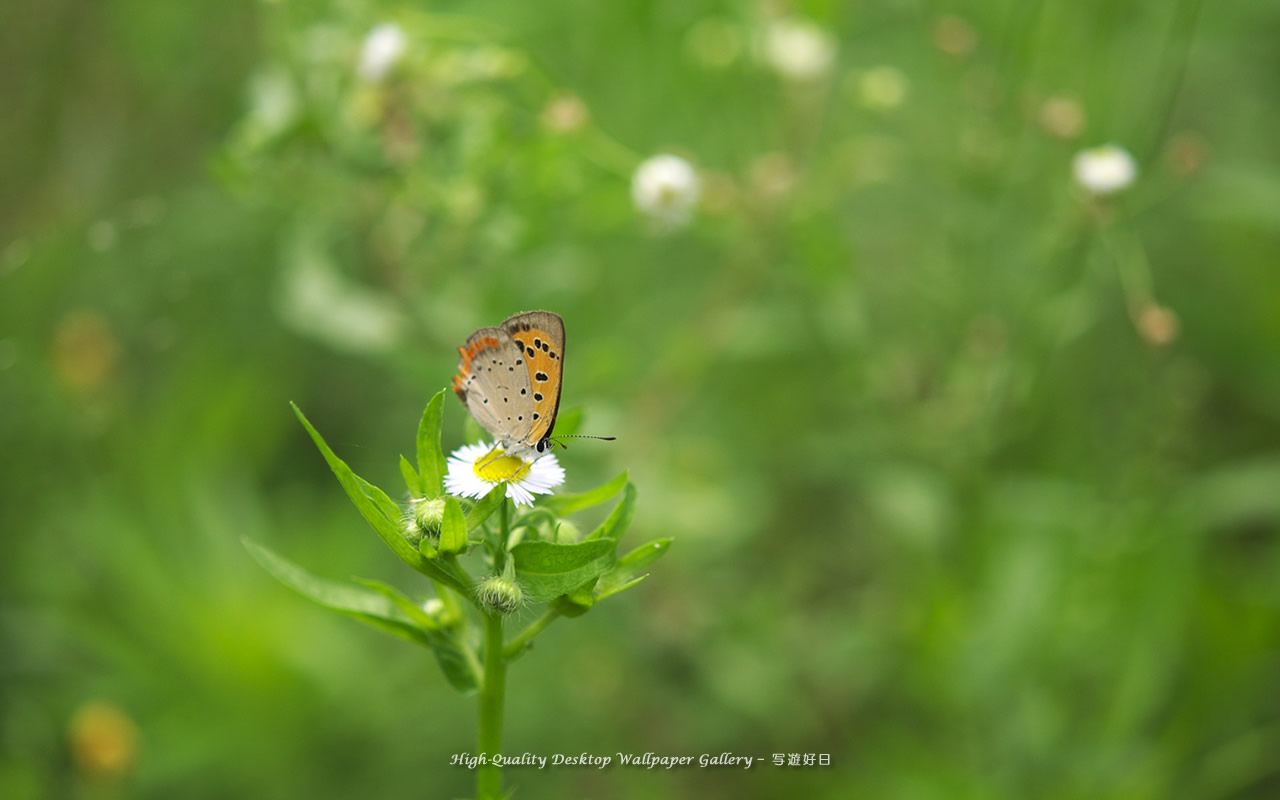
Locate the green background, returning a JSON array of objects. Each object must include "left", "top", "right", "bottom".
[{"left": 4, "top": 1, "right": 1280, "bottom": 798}]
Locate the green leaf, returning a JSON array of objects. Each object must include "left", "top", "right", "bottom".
[
  {"left": 354, "top": 578, "right": 440, "bottom": 630},
  {"left": 511, "top": 539, "right": 616, "bottom": 602},
  {"left": 439, "top": 496, "right": 468, "bottom": 554},
  {"left": 595, "top": 574, "right": 649, "bottom": 602},
  {"left": 399, "top": 454, "right": 424, "bottom": 497},
  {"left": 416, "top": 390, "right": 448, "bottom": 498},
  {"left": 584, "top": 482, "right": 636, "bottom": 542},
  {"left": 292, "top": 403, "right": 471, "bottom": 595},
  {"left": 243, "top": 538, "right": 427, "bottom": 646},
  {"left": 466, "top": 484, "right": 506, "bottom": 532},
  {"left": 596, "top": 538, "right": 672, "bottom": 600},
  {"left": 540, "top": 471, "right": 628, "bottom": 517},
  {"left": 356, "top": 578, "right": 480, "bottom": 692},
  {"left": 552, "top": 576, "right": 597, "bottom": 618}
]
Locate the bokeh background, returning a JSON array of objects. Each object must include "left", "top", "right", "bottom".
[{"left": 4, "top": 1, "right": 1280, "bottom": 798}]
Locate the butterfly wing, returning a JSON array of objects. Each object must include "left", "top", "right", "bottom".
[
  {"left": 452, "top": 326, "right": 536, "bottom": 445},
  {"left": 500, "top": 311, "right": 565, "bottom": 446}
]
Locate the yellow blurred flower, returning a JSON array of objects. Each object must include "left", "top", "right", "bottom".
[
  {"left": 934, "top": 15, "right": 977, "bottom": 57},
  {"left": 1039, "top": 95, "right": 1085, "bottom": 140},
  {"left": 52, "top": 311, "right": 120, "bottom": 394},
  {"left": 540, "top": 93, "right": 590, "bottom": 134},
  {"left": 69, "top": 701, "right": 138, "bottom": 779}
]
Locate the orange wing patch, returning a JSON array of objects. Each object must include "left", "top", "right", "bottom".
[
  {"left": 453, "top": 335, "right": 501, "bottom": 398},
  {"left": 506, "top": 327, "right": 562, "bottom": 441}
]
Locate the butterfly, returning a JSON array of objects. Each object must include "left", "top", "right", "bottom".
[{"left": 452, "top": 310, "right": 571, "bottom": 461}]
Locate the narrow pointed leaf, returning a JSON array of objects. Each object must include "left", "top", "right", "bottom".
[
  {"left": 540, "top": 471, "right": 628, "bottom": 517},
  {"left": 466, "top": 484, "right": 506, "bottom": 532},
  {"left": 292, "top": 403, "right": 469, "bottom": 595},
  {"left": 595, "top": 573, "right": 649, "bottom": 602},
  {"left": 354, "top": 578, "right": 440, "bottom": 630},
  {"left": 244, "top": 538, "right": 427, "bottom": 645},
  {"left": 356, "top": 578, "right": 480, "bottom": 692},
  {"left": 596, "top": 538, "right": 671, "bottom": 599},
  {"left": 511, "top": 539, "right": 616, "bottom": 602},
  {"left": 584, "top": 482, "right": 636, "bottom": 542},
  {"left": 419, "top": 537, "right": 439, "bottom": 558},
  {"left": 416, "top": 390, "right": 448, "bottom": 497},
  {"left": 400, "top": 454, "right": 424, "bottom": 497},
  {"left": 439, "top": 496, "right": 468, "bottom": 554},
  {"left": 615, "top": 537, "right": 672, "bottom": 573}
]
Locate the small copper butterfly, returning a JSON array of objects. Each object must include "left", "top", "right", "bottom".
[{"left": 454, "top": 310, "right": 610, "bottom": 460}]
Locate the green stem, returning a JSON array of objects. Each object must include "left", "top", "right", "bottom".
[
  {"left": 503, "top": 608, "right": 561, "bottom": 662},
  {"left": 476, "top": 611, "right": 507, "bottom": 799},
  {"left": 476, "top": 499, "right": 512, "bottom": 800}
]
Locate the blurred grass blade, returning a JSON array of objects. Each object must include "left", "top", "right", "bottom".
[
  {"left": 416, "top": 390, "right": 449, "bottom": 498},
  {"left": 292, "top": 402, "right": 470, "bottom": 595},
  {"left": 540, "top": 471, "right": 628, "bottom": 517},
  {"left": 511, "top": 539, "right": 616, "bottom": 602}
]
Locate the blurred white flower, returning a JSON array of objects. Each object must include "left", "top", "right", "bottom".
[
  {"left": 1073, "top": 144, "right": 1138, "bottom": 196},
  {"left": 445, "top": 442, "right": 565, "bottom": 507},
  {"left": 857, "top": 66, "right": 909, "bottom": 110},
  {"left": 279, "top": 239, "right": 407, "bottom": 354},
  {"left": 763, "top": 18, "right": 836, "bottom": 82},
  {"left": 248, "top": 67, "right": 298, "bottom": 135},
  {"left": 358, "top": 23, "right": 407, "bottom": 83},
  {"left": 632, "top": 154, "right": 701, "bottom": 228}
]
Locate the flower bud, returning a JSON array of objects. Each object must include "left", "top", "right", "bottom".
[
  {"left": 404, "top": 497, "right": 446, "bottom": 544},
  {"left": 476, "top": 575, "right": 525, "bottom": 616}
]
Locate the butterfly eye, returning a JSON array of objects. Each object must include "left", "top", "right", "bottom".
[{"left": 535, "top": 440, "right": 546, "bottom": 453}]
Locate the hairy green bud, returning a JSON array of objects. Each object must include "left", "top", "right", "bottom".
[
  {"left": 404, "top": 497, "right": 446, "bottom": 544},
  {"left": 476, "top": 575, "right": 524, "bottom": 616}
]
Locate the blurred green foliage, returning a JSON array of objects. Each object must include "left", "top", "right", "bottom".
[{"left": 4, "top": 0, "right": 1280, "bottom": 798}]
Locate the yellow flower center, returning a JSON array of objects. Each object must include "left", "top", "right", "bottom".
[{"left": 473, "top": 447, "right": 530, "bottom": 483}]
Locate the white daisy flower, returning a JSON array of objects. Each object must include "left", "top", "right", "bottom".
[
  {"left": 444, "top": 441, "right": 565, "bottom": 507},
  {"left": 632, "top": 154, "right": 701, "bottom": 228},
  {"left": 357, "top": 23, "right": 408, "bottom": 83},
  {"left": 762, "top": 18, "right": 836, "bottom": 82},
  {"left": 1073, "top": 144, "right": 1138, "bottom": 196}
]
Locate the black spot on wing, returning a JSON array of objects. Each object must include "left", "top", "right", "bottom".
[{"left": 535, "top": 371, "right": 549, "bottom": 382}]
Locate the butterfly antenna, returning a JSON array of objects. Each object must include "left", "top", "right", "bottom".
[{"left": 548, "top": 434, "right": 617, "bottom": 450}]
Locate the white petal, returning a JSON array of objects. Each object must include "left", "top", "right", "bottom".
[{"left": 506, "top": 482, "right": 535, "bottom": 507}]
